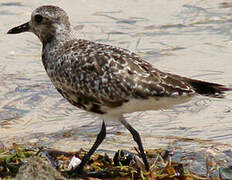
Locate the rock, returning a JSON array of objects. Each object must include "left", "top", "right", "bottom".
[{"left": 15, "top": 156, "right": 66, "bottom": 180}]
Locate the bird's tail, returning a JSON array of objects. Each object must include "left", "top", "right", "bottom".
[{"left": 187, "top": 79, "right": 232, "bottom": 98}]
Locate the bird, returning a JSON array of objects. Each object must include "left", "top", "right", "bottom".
[{"left": 7, "top": 5, "right": 231, "bottom": 175}]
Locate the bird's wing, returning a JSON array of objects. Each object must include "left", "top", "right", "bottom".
[{"left": 58, "top": 39, "right": 196, "bottom": 104}]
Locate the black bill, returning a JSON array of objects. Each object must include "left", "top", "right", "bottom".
[{"left": 7, "top": 22, "right": 30, "bottom": 34}]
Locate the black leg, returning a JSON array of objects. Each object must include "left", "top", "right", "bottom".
[
  {"left": 73, "top": 121, "right": 106, "bottom": 174},
  {"left": 119, "top": 117, "right": 149, "bottom": 171}
]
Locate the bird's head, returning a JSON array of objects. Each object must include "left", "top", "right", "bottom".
[{"left": 7, "top": 5, "right": 71, "bottom": 45}]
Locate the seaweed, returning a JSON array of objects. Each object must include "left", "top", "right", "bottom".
[{"left": 0, "top": 143, "right": 223, "bottom": 179}]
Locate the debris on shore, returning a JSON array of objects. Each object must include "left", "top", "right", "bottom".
[{"left": 0, "top": 143, "right": 231, "bottom": 179}]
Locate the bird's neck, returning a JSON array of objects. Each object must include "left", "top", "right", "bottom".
[
  {"left": 41, "top": 22, "right": 73, "bottom": 48},
  {"left": 41, "top": 29, "right": 72, "bottom": 70},
  {"left": 42, "top": 31, "right": 72, "bottom": 48}
]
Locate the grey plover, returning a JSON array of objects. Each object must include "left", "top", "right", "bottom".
[{"left": 7, "top": 5, "right": 231, "bottom": 174}]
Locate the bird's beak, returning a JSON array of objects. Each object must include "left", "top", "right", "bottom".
[{"left": 7, "top": 21, "right": 31, "bottom": 34}]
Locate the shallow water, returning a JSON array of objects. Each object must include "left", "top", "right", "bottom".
[{"left": 1, "top": 0, "right": 232, "bottom": 177}]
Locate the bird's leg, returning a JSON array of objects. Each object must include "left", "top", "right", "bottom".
[
  {"left": 72, "top": 120, "right": 106, "bottom": 174},
  {"left": 119, "top": 117, "right": 149, "bottom": 171}
]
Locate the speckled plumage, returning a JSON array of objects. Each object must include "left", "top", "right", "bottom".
[
  {"left": 43, "top": 38, "right": 196, "bottom": 115},
  {"left": 8, "top": 5, "right": 231, "bottom": 173},
  {"left": 42, "top": 34, "right": 229, "bottom": 118}
]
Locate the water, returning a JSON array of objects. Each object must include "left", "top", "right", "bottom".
[{"left": 1, "top": 0, "right": 232, "bottom": 177}]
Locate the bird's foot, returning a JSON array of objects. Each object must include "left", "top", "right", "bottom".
[{"left": 62, "top": 165, "right": 87, "bottom": 179}]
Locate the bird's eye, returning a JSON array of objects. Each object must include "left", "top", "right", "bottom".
[{"left": 34, "top": 14, "right": 43, "bottom": 23}]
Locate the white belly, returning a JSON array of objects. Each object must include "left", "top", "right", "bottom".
[{"left": 100, "top": 95, "right": 193, "bottom": 121}]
